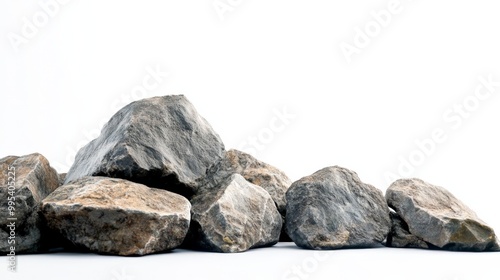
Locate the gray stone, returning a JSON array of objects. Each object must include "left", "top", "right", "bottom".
[
  {"left": 64, "top": 95, "right": 225, "bottom": 198},
  {"left": 41, "top": 176, "right": 191, "bottom": 256},
  {"left": 286, "top": 166, "right": 391, "bottom": 249},
  {"left": 204, "top": 149, "right": 291, "bottom": 240},
  {"left": 0, "top": 153, "right": 59, "bottom": 253},
  {"left": 58, "top": 173, "right": 66, "bottom": 186},
  {"left": 386, "top": 211, "right": 430, "bottom": 249},
  {"left": 386, "top": 178, "right": 499, "bottom": 251},
  {"left": 186, "top": 174, "right": 282, "bottom": 253}
]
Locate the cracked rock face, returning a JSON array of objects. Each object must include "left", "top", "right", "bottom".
[
  {"left": 204, "top": 149, "right": 291, "bottom": 240},
  {"left": 41, "top": 176, "right": 191, "bottom": 256},
  {"left": 0, "top": 153, "right": 59, "bottom": 253},
  {"left": 286, "top": 166, "right": 391, "bottom": 249},
  {"left": 186, "top": 174, "right": 282, "bottom": 253},
  {"left": 386, "top": 178, "right": 499, "bottom": 251},
  {"left": 64, "top": 95, "right": 225, "bottom": 198}
]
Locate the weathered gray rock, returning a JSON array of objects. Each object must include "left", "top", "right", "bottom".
[
  {"left": 186, "top": 174, "right": 282, "bottom": 253},
  {"left": 41, "top": 176, "right": 191, "bottom": 256},
  {"left": 64, "top": 95, "right": 225, "bottom": 198},
  {"left": 386, "top": 211, "right": 430, "bottom": 249},
  {"left": 205, "top": 149, "right": 291, "bottom": 240},
  {"left": 0, "top": 153, "right": 59, "bottom": 253},
  {"left": 286, "top": 166, "right": 391, "bottom": 249},
  {"left": 57, "top": 173, "right": 66, "bottom": 186},
  {"left": 386, "top": 178, "right": 499, "bottom": 251}
]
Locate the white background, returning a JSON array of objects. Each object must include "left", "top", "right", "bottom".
[{"left": 1, "top": 1, "right": 500, "bottom": 279}]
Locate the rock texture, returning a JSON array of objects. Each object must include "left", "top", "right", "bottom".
[
  {"left": 286, "top": 166, "right": 391, "bottom": 249},
  {"left": 41, "top": 176, "right": 191, "bottom": 256},
  {"left": 186, "top": 174, "right": 282, "bottom": 253},
  {"left": 204, "top": 149, "right": 291, "bottom": 240},
  {"left": 0, "top": 153, "right": 59, "bottom": 253},
  {"left": 64, "top": 95, "right": 225, "bottom": 198},
  {"left": 387, "top": 178, "right": 499, "bottom": 251},
  {"left": 386, "top": 211, "right": 430, "bottom": 249},
  {"left": 58, "top": 173, "right": 66, "bottom": 187}
]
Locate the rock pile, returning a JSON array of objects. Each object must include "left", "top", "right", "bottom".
[{"left": 1, "top": 95, "right": 498, "bottom": 255}]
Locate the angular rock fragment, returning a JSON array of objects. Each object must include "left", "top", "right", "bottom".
[
  {"left": 41, "top": 176, "right": 191, "bottom": 256},
  {"left": 286, "top": 166, "right": 391, "bottom": 249},
  {"left": 205, "top": 149, "right": 291, "bottom": 240},
  {"left": 64, "top": 95, "right": 225, "bottom": 198},
  {"left": 386, "top": 178, "right": 499, "bottom": 251},
  {"left": 386, "top": 211, "right": 430, "bottom": 249},
  {"left": 185, "top": 174, "right": 282, "bottom": 253},
  {"left": 0, "top": 153, "right": 59, "bottom": 253}
]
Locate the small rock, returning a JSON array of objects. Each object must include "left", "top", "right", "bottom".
[
  {"left": 41, "top": 176, "right": 191, "bottom": 256},
  {"left": 64, "top": 95, "right": 225, "bottom": 198},
  {"left": 286, "top": 166, "right": 391, "bottom": 249},
  {"left": 0, "top": 153, "right": 59, "bottom": 253},
  {"left": 205, "top": 149, "right": 291, "bottom": 240},
  {"left": 386, "top": 178, "right": 499, "bottom": 251},
  {"left": 186, "top": 174, "right": 282, "bottom": 253},
  {"left": 386, "top": 211, "right": 430, "bottom": 249}
]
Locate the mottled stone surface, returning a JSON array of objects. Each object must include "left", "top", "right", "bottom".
[
  {"left": 286, "top": 166, "right": 391, "bottom": 249},
  {"left": 41, "top": 176, "right": 191, "bottom": 256},
  {"left": 186, "top": 174, "right": 282, "bottom": 253},
  {"left": 0, "top": 153, "right": 59, "bottom": 253},
  {"left": 386, "top": 211, "right": 430, "bottom": 249},
  {"left": 386, "top": 178, "right": 499, "bottom": 251},
  {"left": 58, "top": 173, "right": 66, "bottom": 187},
  {"left": 64, "top": 95, "right": 225, "bottom": 198},
  {"left": 204, "top": 149, "right": 291, "bottom": 240}
]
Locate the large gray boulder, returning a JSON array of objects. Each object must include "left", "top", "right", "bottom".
[
  {"left": 64, "top": 95, "right": 225, "bottom": 198},
  {"left": 0, "top": 153, "right": 59, "bottom": 253},
  {"left": 41, "top": 176, "right": 191, "bottom": 256},
  {"left": 186, "top": 174, "right": 282, "bottom": 253},
  {"left": 386, "top": 178, "right": 499, "bottom": 251},
  {"left": 286, "top": 166, "right": 391, "bottom": 249},
  {"left": 204, "top": 149, "right": 291, "bottom": 240}
]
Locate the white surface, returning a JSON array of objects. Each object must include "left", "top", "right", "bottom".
[
  {"left": 1, "top": 243, "right": 499, "bottom": 280},
  {"left": 1, "top": 1, "right": 500, "bottom": 279}
]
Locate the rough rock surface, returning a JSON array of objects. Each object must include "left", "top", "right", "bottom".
[
  {"left": 41, "top": 176, "right": 191, "bottom": 256},
  {"left": 185, "top": 174, "right": 282, "bottom": 253},
  {"left": 386, "top": 211, "right": 430, "bottom": 249},
  {"left": 64, "top": 95, "right": 225, "bottom": 198},
  {"left": 286, "top": 166, "right": 391, "bottom": 249},
  {"left": 58, "top": 173, "right": 66, "bottom": 186},
  {"left": 386, "top": 178, "right": 499, "bottom": 251},
  {"left": 204, "top": 149, "right": 291, "bottom": 240},
  {"left": 0, "top": 153, "right": 59, "bottom": 253}
]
